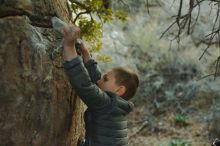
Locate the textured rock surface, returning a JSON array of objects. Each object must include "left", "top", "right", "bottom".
[{"left": 0, "top": 1, "right": 84, "bottom": 146}]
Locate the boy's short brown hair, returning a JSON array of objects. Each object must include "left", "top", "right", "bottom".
[{"left": 113, "top": 67, "right": 139, "bottom": 100}]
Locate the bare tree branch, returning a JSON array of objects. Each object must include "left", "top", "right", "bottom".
[
  {"left": 199, "top": 1, "right": 220, "bottom": 60},
  {"left": 214, "top": 56, "right": 220, "bottom": 79},
  {"left": 160, "top": 21, "right": 176, "bottom": 39},
  {"left": 158, "top": 0, "right": 220, "bottom": 79},
  {"left": 73, "top": 10, "right": 91, "bottom": 24},
  {"left": 146, "top": 0, "right": 150, "bottom": 14},
  {"left": 187, "top": 0, "right": 194, "bottom": 34}
]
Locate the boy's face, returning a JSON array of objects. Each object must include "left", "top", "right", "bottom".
[{"left": 97, "top": 70, "right": 125, "bottom": 96}]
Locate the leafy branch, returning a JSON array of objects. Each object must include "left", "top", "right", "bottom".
[{"left": 68, "top": 0, "right": 127, "bottom": 62}]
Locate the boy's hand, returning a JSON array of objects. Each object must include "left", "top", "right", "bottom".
[
  {"left": 62, "top": 26, "right": 80, "bottom": 61},
  {"left": 80, "top": 41, "right": 91, "bottom": 63}
]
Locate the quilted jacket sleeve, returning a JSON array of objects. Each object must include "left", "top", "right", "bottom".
[
  {"left": 84, "top": 59, "right": 102, "bottom": 84},
  {"left": 63, "top": 56, "right": 111, "bottom": 109}
]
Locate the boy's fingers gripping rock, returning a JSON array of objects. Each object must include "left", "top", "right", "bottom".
[{"left": 62, "top": 26, "right": 81, "bottom": 47}]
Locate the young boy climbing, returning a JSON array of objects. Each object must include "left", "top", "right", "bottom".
[{"left": 62, "top": 25, "right": 139, "bottom": 146}]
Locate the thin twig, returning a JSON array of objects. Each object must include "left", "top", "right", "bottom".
[
  {"left": 197, "top": 73, "right": 219, "bottom": 81},
  {"left": 73, "top": 10, "right": 90, "bottom": 24},
  {"left": 130, "top": 121, "right": 149, "bottom": 137},
  {"left": 176, "top": 0, "right": 183, "bottom": 28},
  {"left": 187, "top": 0, "right": 194, "bottom": 34},
  {"left": 146, "top": 0, "right": 150, "bottom": 14},
  {"left": 199, "top": 1, "right": 220, "bottom": 60},
  {"left": 160, "top": 21, "right": 176, "bottom": 39},
  {"left": 214, "top": 56, "right": 220, "bottom": 79}
]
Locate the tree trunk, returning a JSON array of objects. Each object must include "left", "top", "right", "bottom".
[{"left": 0, "top": 0, "right": 84, "bottom": 146}]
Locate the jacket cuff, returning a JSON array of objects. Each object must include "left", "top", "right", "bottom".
[
  {"left": 84, "top": 59, "right": 97, "bottom": 68},
  {"left": 63, "top": 56, "right": 82, "bottom": 70}
]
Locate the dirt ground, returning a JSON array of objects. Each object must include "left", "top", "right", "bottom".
[{"left": 128, "top": 98, "right": 214, "bottom": 146}]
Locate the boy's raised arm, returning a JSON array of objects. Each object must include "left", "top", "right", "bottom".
[
  {"left": 61, "top": 26, "right": 111, "bottom": 110},
  {"left": 64, "top": 57, "right": 111, "bottom": 109},
  {"left": 80, "top": 42, "right": 102, "bottom": 84}
]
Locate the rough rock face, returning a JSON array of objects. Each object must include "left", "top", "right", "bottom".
[{"left": 0, "top": 1, "right": 84, "bottom": 146}]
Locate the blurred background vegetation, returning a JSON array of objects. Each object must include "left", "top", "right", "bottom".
[{"left": 71, "top": 0, "right": 220, "bottom": 145}]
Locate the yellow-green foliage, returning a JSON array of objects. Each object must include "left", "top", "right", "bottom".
[
  {"left": 114, "top": 10, "right": 127, "bottom": 21},
  {"left": 96, "top": 55, "right": 111, "bottom": 63},
  {"left": 70, "top": 0, "right": 127, "bottom": 62}
]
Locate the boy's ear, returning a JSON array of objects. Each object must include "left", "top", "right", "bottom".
[{"left": 116, "top": 86, "right": 126, "bottom": 97}]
